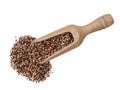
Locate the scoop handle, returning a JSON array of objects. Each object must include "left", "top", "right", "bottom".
[{"left": 83, "top": 14, "right": 114, "bottom": 35}]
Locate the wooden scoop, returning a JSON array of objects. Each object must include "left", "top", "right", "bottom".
[{"left": 33, "top": 14, "right": 114, "bottom": 64}]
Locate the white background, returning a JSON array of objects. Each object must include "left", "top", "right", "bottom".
[{"left": 0, "top": 0, "right": 120, "bottom": 90}]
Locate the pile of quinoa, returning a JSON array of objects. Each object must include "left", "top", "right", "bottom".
[{"left": 10, "top": 32, "right": 74, "bottom": 82}]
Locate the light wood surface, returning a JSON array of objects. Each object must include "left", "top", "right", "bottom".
[{"left": 33, "top": 14, "right": 114, "bottom": 64}]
